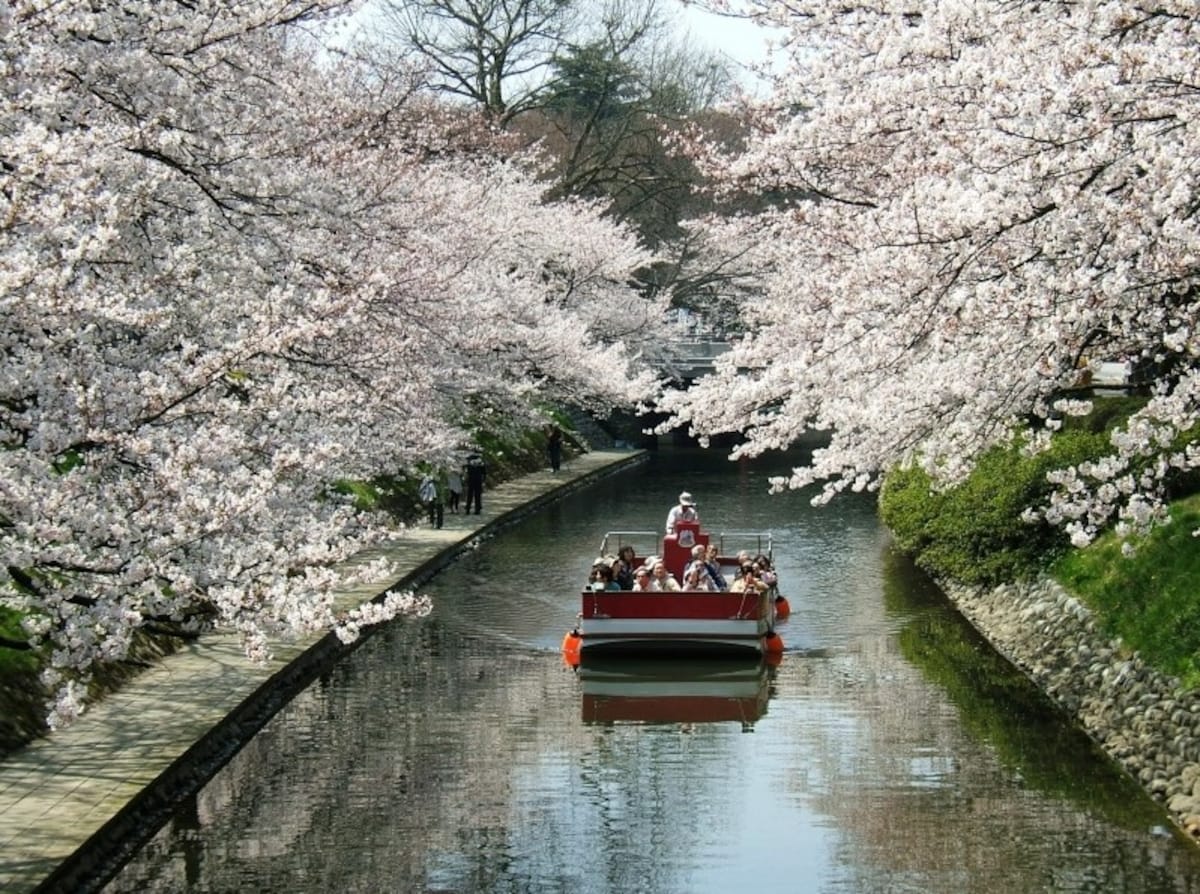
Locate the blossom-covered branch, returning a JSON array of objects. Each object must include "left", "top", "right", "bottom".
[
  {"left": 662, "top": 0, "right": 1200, "bottom": 546},
  {"left": 1, "top": 0, "right": 665, "bottom": 726}
]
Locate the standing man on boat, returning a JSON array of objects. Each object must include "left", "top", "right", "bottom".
[
  {"left": 463, "top": 451, "right": 486, "bottom": 515},
  {"left": 665, "top": 491, "right": 698, "bottom": 534}
]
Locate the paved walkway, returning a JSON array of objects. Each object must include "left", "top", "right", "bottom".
[{"left": 0, "top": 449, "right": 645, "bottom": 893}]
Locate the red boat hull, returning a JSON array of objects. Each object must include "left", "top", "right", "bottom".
[{"left": 575, "top": 589, "right": 777, "bottom": 655}]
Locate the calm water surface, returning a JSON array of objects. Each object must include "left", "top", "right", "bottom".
[{"left": 106, "top": 448, "right": 1200, "bottom": 893}]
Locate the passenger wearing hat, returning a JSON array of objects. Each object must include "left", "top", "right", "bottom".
[{"left": 665, "top": 491, "right": 699, "bottom": 534}]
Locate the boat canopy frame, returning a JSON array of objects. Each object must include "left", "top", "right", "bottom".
[{"left": 597, "top": 530, "right": 774, "bottom": 564}]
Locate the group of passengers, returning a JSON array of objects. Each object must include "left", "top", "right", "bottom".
[
  {"left": 589, "top": 552, "right": 684, "bottom": 592},
  {"left": 585, "top": 491, "right": 779, "bottom": 592},
  {"left": 587, "top": 544, "right": 635, "bottom": 592},
  {"left": 587, "top": 543, "right": 778, "bottom": 594},
  {"left": 729, "top": 550, "right": 777, "bottom": 594}
]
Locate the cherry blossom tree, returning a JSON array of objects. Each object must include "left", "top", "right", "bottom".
[
  {"left": 661, "top": 1, "right": 1200, "bottom": 547},
  {"left": 1, "top": 0, "right": 665, "bottom": 726}
]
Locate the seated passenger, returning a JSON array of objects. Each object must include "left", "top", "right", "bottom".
[
  {"left": 753, "top": 553, "right": 778, "bottom": 588},
  {"left": 684, "top": 544, "right": 723, "bottom": 591},
  {"left": 648, "top": 560, "right": 681, "bottom": 592},
  {"left": 590, "top": 564, "right": 620, "bottom": 591},
  {"left": 691, "top": 540, "right": 724, "bottom": 590},
  {"left": 611, "top": 557, "right": 633, "bottom": 590},
  {"left": 665, "top": 491, "right": 699, "bottom": 534},
  {"left": 682, "top": 565, "right": 714, "bottom": 591},
  {"left": 704, "top": 544, "right": 729, "bottom": 590},
  {"left": 589, "top": 556, "right": 619, "bottom": 589},
  {"left": 631, "top": 567, "right": 652, "bottom": 591},
  {"left": 730, "top": 564, "right": 768, "bottom": 594},
  {"left": 614, "top": 545, "right": 637, "bottom": 589}
]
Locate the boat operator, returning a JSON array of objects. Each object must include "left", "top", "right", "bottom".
[{"left": 665, "top": 491, "right": 698, "bottom": 534}]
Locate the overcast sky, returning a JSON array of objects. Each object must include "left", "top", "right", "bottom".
[
  {"left": 672, "top": 2, "right": 782, "bottom": 94},
  {"left": 334, "top": 1, "right": 782, "bottom": 93},
  {"left": 673, "top": 3, "right": 776, "bottom": 68}
]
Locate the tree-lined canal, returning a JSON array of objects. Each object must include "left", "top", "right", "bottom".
[{"left": 105, "top": 447, "right": 1200, "bottom": 893}]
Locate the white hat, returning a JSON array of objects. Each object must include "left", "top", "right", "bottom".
[{"left": 678, "top": 491, "right": 694, "bottom": 506}]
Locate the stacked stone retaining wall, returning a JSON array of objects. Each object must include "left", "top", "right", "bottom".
[{"left": 944, "top": 578, "right": 1200, "bottom": 840}]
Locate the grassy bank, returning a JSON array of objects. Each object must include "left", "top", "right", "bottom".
[
  {"left": 879, "top": 396, "right": 1200, "bottom": 692},
  {"left": 1054, "top": 493, "right": 1200, "bottom": 690}
]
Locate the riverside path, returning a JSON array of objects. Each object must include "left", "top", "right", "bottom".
[{"left": 0, "top": 448, "right": 646, "bottom": 894}]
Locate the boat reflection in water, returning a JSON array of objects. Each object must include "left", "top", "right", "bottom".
[{"left": 575, "top": 658, "right": 774, "bottom": 729}]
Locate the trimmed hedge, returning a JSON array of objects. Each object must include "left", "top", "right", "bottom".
[{"left": 879, "top": 429, "right": 1115, "bottom": 587}]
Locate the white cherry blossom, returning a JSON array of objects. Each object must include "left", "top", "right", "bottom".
[
  {"left": 664, "top": 1, "right": 1200, "bottom": 543},
  {"left": 2, "top": 0, "right": 667, "bottom": 723}
]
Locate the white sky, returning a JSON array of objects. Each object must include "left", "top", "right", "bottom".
[
  {"left": 334, "top": 0, "right": 782, "bottom": 93},
  {"left": 673, "top": 3, "right": 776, "bottom": 69},
  {"left": 672, "top": 3, "right": 781, "bottom": 94}
]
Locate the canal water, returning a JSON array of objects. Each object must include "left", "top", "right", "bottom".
[{"left": 105, "top": 447, "right": 1200, "bottom": 893}]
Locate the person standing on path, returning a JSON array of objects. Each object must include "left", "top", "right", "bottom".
[
  {"left": 446, "top": 467, "right": 462, "bottom": 513},
  {"left": 464, "top": 451, "right": 486, "bottom": 514},
  {"left": 547, "top": 425, "right": 563, "bottom": 473},
  {"left": 419, "top": 472, "right": 443, "bottom": 529}
]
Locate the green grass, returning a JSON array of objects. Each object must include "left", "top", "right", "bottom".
[
  {"left": 879, "top": 428, "right": 1114, "bottom": 586},
  {"left": 332, "top": 478, "right": 385, "bottom": 511},
  {"left": 1053, "top": 493, "right": 1200, "bottom": 689},
  {"left": 0, "top": 606, "right": 39, "bottom": 675},
  {"left": 879, "top": 395, "right": 1200, "bottom": 690}
]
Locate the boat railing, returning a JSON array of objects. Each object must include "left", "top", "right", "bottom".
[
  {"left": 713, "top": 531, "right": 774, "bottom": 562},
  {"left": 597, "top": 531, "right": 660, "bottom": 557},
  {"left": 598, "top": 529, "right": 774, "bottom": 563}
]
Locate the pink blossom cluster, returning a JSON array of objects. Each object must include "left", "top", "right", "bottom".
[
  {"left": 663, "top": 1, "right": 1200, "bottom": 545},
  {"left": 1, "top": 1, "right": 667, "bottom": 724}
]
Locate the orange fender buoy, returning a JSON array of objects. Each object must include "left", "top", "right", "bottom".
[
  {"left": 561, "top": 630, "right": 582, "bottom": 668},
  {"left": 774, "top": 594, "right": 791, "bottom": 622},
  {"left": 763, "top": 632, "right": 784, "bottom": 664}
]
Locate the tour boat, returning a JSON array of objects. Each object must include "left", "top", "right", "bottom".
[
  {"left": 562, "top": 520, "right": 787, "bottom": 662},
  {"left": 577, "top": 658, "right": 773, "bottom": 726}
]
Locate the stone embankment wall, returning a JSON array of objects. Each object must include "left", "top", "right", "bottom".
[{"left": 944, "top": 578, "right": 1200, "bottom": 839}]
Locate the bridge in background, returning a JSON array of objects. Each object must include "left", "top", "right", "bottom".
[{"left": 662, "top": 339, "right": 731, "bottom": 381}]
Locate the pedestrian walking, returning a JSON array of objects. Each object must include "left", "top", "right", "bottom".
[
  {"left": 547, "top": 425, "right": 563, "bottom": 473},
  {"left": 463, "top": 452, "right": 486, "bottom": 515}
]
